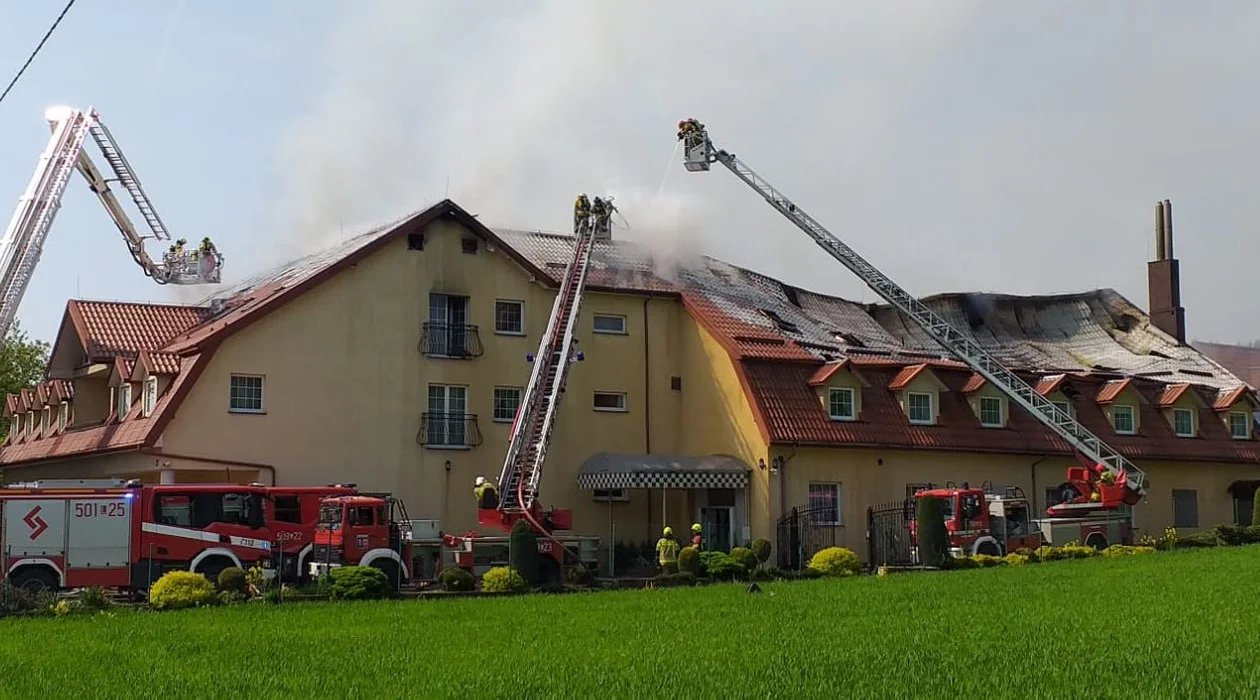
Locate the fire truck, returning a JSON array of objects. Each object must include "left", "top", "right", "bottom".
[
  {"left": 909, "top": 482, "right": 1132, "bottom": 559},
  {"left": 0, "top": 479, "right": 407, "bottom": 593},
  {"left": 309, "top": 494, "right": 414, "bottom": 590},
  {"left": 676, "top": 119, "right": 1150, "bottom": 563}
]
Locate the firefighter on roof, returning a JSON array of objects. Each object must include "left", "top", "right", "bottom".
[
  {"left": 473, "top": 476, "right": 499, "bottom": 509},
  {"left": 574, "top": 193, "right": 591, "bottom": 233},
  {"left": 656, "top": 526, "right": 680, "bottom": 573}
]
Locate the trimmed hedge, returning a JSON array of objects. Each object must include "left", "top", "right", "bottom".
[
  {"left": 482, "top": 567, "right": 527, "bottom": 593},
  {"left": 150, "top": 571, "right": 218, "bottom": 610},
  {"left": 915, "top": 496, "right": 950, "bottom": 568},
  {"left": 807, "top": 547, "right": 862, "bottom": 577}
]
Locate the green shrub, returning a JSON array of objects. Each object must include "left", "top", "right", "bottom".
[
  {"left": 749, "top": 538, "right": 772, "bottom": 564},
  {"left": 677, "top": 546, "right": 700, "bottom": 575},
  {"left": 1003, "top": 553, "right": 1030, "bottom": 566},
  {"left": 1212, "top": 524, "right": 1260, "bottom": 546},
  {"left": 807, "top": 547, "right": 862, "bottom": 578},
  {"left": 328, "top": 566, "right": 390, "bottom": 600},
  {"left": 971, "top": 554, "right": 1005, "bottom": 568},
  {"left": 150, "top": 571, "right": 218, "bottom": 610},
  {"left": 1057, "top": 544, "right": 1100, "bottom": 559},
  {"left": 651, "top": 572, "right": 697, "bottom": 588},
  {"left": 216, "top": 567, "right": 248, "bottom": 595},
  {"left": 948, "top": 556, "right": 979, "bottom": 570},
  {"left": 914, "top": 496, "right": 950, "bottom": 568},
  {"left": 482, "top": 566, "right": 527, "bottom": 593},
  {"left": 78, "top": 586, "right": 113, "bottom": 611},
  {"left": 730, "top": 547, "right": 758, "bottom": 573},
  {"left": 0, "top": 583, "right": 39, "bottom": 614},
  {"left": 700, "top": 552, "right": 745, "bottom": 580},
  {"left": 1254, "top": 489, "right": 1260, "bottom": 527},
  {"left": 566, "top": 564, "right": 595, "bottom": 587},
  {"left": 508, "top": 520, "right": 539, "bottom": 585},
  {"left": 1102, "top": 544, "right": 1155, "bottom": 557},
  {"left": 438, "top": 567, "right": 475, "bottom": 592}
]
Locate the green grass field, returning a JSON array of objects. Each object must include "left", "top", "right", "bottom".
[{"left": 1, "top": 547, "right": 1257, "bottom": 698}]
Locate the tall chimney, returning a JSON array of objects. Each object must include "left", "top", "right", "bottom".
[{"left": 1147, "top": 199, "right": 1186, "bottom": 343}]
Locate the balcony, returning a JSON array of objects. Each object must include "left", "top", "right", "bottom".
[
  {"left": 419, "top": 323, "right": 484, "bottom": 359},
  {"left": 417, "top": 413, "right": 484, "bottom": 449}
]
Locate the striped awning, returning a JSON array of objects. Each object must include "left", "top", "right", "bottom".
[{"left": 577, "top": 453, "right": 750, "bottom": 490}]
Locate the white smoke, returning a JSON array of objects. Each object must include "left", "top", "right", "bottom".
[{"left": 603, "top": 188, "right": 705, "bottom": 283}]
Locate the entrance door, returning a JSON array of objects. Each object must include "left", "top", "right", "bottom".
[{"left": 699, "top": 506, "right": 734, "bottom": 552}]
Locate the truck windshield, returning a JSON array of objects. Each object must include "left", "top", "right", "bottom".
[
  {"left": 318, "top": 503, "right": 342, "bottom": 531},
  {"left": 935, "top": 496, "right": 954, "bottom": 519}
]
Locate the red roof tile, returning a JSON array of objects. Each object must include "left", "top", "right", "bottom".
[
  {"left": 961, "top": 373, "right": 986, "bottom": 394},
  {"left": 137, "top": 350, "right": 181, "bottom": 376},
  {"left": 1035, "top": 374, "right": 1066, "bottom": 396},
  {"left": 741, "top": 360, "right": 1260, "bottom": 463},
  {"left": 807, "top": 361, "right": 850, "bottom": 386},
  {"left": 1096, "top": 379, "right": 1132, "bottom": 404},
  {"left": 1214, "top": 386, "right": 1251, "bottom": 411},
  {"left": 888, "top": 364, "right": 930, "bottom": 390},
  {"left": 68, "top": 300, "right": 211, "bottom": 362},
  {"left": 681, "top": 291, "right": 816, "bottom": 362},
  {"left": 1157, "top": 383, "right": 1191, "bottom": 407}
]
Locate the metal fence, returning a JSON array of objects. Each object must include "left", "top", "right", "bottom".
[
  {"left": 775, "top": 505, "right": 840, "bottom": 570},
  {"left": 867, "top": 499, "right": 915, "bottom": 567}
]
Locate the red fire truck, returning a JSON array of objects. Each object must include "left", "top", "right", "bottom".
[
  {"left": 309, "top": 494, "right": 414, "bottom": 589},
  {"left": 910, "top": 481, "right": 1133, "bottom": 560},
  {"left": 0, "top": 479, "right": 404, "bottom": 593}
]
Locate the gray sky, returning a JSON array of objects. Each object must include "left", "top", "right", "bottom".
[{"left": 2, "top": 1, "right": 1259, "bottom": 345}]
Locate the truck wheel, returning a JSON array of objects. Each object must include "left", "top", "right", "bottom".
[
  {"left": 371, "top": 561, "right": 401, "bottom": 592},
  {"left": 196, "top": 559, "right": 233, "bottom": 584},
  {"left": 10, "top": 567, "right": 58, "bottom": 594},
  {"left": 975, "top": 541, "right": 1002, "bottom": 557},
  {"left": 1085, "top": 534, "right": 1108, "bottom": 551}
]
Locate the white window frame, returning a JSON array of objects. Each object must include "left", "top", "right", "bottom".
[
  {"left": 493, "top": 299, "right": 525, "bottom": 336},
  {"left": 11, "top": 413, "right": 21, "bottom": 437},
  {"left": 492, "top": 386, "right": 522, "bottom": 423},
  {"left": 592, "top": 314, "right": 627, "bottom": 335},
  {"left": 592, "top": 488, "right": 630, "bottom": 503},
  {"left": 827, "top": 387, "right": 856, "bottom": 421},
  {"left": 906, "top": 392, "right": 934, "bottom": 425},
  {"left": 58, "top": 402, "right": 67, "bottom": 430},
  {"left": 1172, "top": 408, "right": 1195, "bottom": 438},
  {"left": 228, "top": 374, "right": 265, "bottom": 414},
  {"left": 1229, "top": 411, "right": 1252, "bottom": 439},
  {"left": 593, "top": 391, "right": 628, "bottom": 412},
  {"left": 118, "top": 383, "right": 133, "bottom": 420},
  {"left": 1051, "top": 400, "right": 1072, "bottom": 418},
  {"left": 41, "top": 407, "right": 49, "bottom": 434},
  {"left": 1111, "top": 404, "right": 1136, "bottom": 435},
  {"left": 426, "top": 384, "right": 470, "bottom": 448},
  {"left": 978, "top": 396, "right": 1004, "bottom": 428},
  {"left": 143, "top": 376, "right": 158, "bottom": 417},
  {"left": 807, "top": 482, "right": 841, "bottom": 525}
]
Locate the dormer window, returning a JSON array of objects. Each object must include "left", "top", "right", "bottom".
[
  {"left": 11, "top": 413, "right": 21, "bottom": 437},
  {"left": 58, "top": 402, "right": 67, "bottom": 430},
  {"left": 41, "top": 407, "right": 49, "bottom": 434},
  {"left": 827, "top": 388, "right": 855, "bottom": 421},
  {"left": 1172, "top": 408, "right": 1195, "bottom": 437},
  {"left": 1229, "top": 411, "right": 1252, "bottom": 439},
  {"left": 1051, "top": 400, "right": 1072, "bottom": 417},
  {"left": 118, "top": 383, "right": 132, "bottom": 420},
  {"left": 1112, "top": 405, "right": 1136, "bottom": 435},
  {"left": 907, "top": 392, "right": 934, "bottom": 425},
  {"left": 979, "top": 396, "right": 1004, "bottom": 428},
  {"left": 143, "top": 377, "right": 158, "bottom": 417}
]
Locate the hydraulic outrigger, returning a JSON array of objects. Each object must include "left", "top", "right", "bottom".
[
  {"left": 0, "top": 105, "right": 224, "bottom": 339},
  {"left": 675, "top": 117, "right": 1147, "bottom": 517}
]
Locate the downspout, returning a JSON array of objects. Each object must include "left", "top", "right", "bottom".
[{"left": 643, "top": 294, "right": 652, "bottom": 454}]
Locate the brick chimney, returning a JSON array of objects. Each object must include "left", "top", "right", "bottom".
[{"left": 1148, "top": 199, "right": 1186, "bottom": 343}]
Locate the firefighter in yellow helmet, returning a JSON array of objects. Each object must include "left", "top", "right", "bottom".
[
  {"left": 690, "top": 522, "right": 703, "bottom": 550},
  {"left": 574, "top": 193, "right": 591, "bottom": 233},
  {"left": 473, "top": 476, "right": 499, "bottom": 509},
  {"left": 656, "top": 526, "right": 680, "bottom": 573}
]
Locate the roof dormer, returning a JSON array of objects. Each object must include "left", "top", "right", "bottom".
[
  {"left": 1213, "top": 386, "right": 1259, "bottom": 440},
  {"left": 807, "top": 360, "right": 867, "bottom": 422},
  {"left": 889, "top": 363, "right": 948, "bottom": 426},
  {"left": 961, "top": 374, "right": 1008, "bottom": 428},
  {"left": 1096, "top": 378, "right": 1142, "bottom": 435},
  {"left": 1156, "top": 383, "right": 1208, "bottom": 438}
]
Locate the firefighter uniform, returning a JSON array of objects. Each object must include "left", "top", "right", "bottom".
[
  {"left": 473, "top": 476, "right": 499, "bottom": 509},
  {"left": 574, "top": 194, "right": 591, "bottom": 232},
  {"left": 690, "top": 522, "right": 703, "bottom": 550},
  {"left": 656, "top": 526, "right": 680, "bottom": 572}
]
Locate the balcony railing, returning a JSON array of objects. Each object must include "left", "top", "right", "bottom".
[
  {"left": 417, "top": 412, "right": 483, "bottom": 448},
  {"left": 419, "top": 322, "right": 484, "bottom": 358}
]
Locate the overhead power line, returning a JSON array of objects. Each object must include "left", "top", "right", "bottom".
[{"left": 0, "top": 0, "right": 80, "bottom": 109}]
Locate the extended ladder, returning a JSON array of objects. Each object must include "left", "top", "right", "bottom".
[
  {"left": 496, "top": 218, "right": 596, "bottom": 516},
  {"left": 678, "top": 121, "right": 1148, "bottom": 504}
]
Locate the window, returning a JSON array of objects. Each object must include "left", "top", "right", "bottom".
[
  {"left": 229, "top": 375, "right": 265, "bottom": 413},
  {"left": 493, "top": 387, "right": 522, "bottom": 422},
  {"left": 1235, "top": 493, "right": 1255, "bottom": 527},
  {"left": 593, "top": 392, "right": 627, "bottom": 412},
  {"left": 979, "top": 396, "right": 1003, "bottom": 427},
  {"left": 57, "top": 403, "right": 67, "bottom": 430},
  {"left": 154, "top": 491, "right": 263, "bottom": 529},
  {"left": 407, "top": 232, "right": 425, "bottom": 250},
  {"left": 428, "top": 293, "right": 471, "bottom": 356},
  {"left": 1111, "top": 405, "right": 1136, "bottom": 434},
  {"left": 592, "top": 488, "right": 629, "bottom": 503},
  {"left": 427, "top": 384, "right": 468, "bottom": 446},
  {"left": 906, "top": 392, "right": 933, "bottom": 424},
  {"left": 109, "top": 386, "right": 117, "bottom": 417},
  {"left": 1229, "top": 411, "right": 1251, "bottom": 439},
  {"left": 272, "top": 495, "right": 303, "bottom": 524},
  {"left": 10, "top": 414, "right": 20, "bottom": 437},
  {"left": 807, "top": 483, "right": 840, "bottom": 525},
  {"left": 592, "top": 314, "right": 627, "bottom": 334},
  {"left": 827, "top": 387, "right": 855, "bottom": 421},
  {"left": 1172, "top": 408, "right": 1195, "bottom": 437},
  {"left": 41, "top": 408, "right": 49, "bottom": 434},
  {"left": 118, "top": 383, "right": 133, "bottom": 420},
  {"left": 143, "top": 377, "right": 158, "bottom": 417},
  {"left": 1172, "top": 489, "right": 1198, "bottom": 529},
  {"left": 494, "top": 300, "right": 524, "bottom": 335},
  {"left": 1051, "top": 400, "right": 1071, "bottom": 417},
  {"left": 670, "top": 376, "right": 682, "bottom": 391},
  {"left": 461, "top": 238, "right": 478, "bottom": 254}
]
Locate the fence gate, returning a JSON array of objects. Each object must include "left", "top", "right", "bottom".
[
  {"left": 867, "top": 499, "right": 915, "bottom": 567},
  {"left": 775, "top": 506, "right": 839, "bottom": 570}
]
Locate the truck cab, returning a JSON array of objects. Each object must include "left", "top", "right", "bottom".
[
  {"left": 309, "top": 495, "right": 413, "bottom": 589},
  {"left": 912, "top": 485, "right": 1043, "bottom": 558}
]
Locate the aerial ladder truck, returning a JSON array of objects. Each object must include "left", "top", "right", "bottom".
[
  {"left": 675, "top": 118, "right": 1148, "bottom": 548},
  {"left": 0, "top": 105, "right": 223, "bottom": 339}
]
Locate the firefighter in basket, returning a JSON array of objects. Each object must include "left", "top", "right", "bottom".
[
  {"left": 473, "top": 476, "right": 499, "bottom": 509},
  {"left": 574, "top": 193, "right": 591, "bottom": 233},
  {"left": 199, "top": 237, "right": 218, "bottom": 258},
  {"left": 168, "top": 238, "right": 187, "bottom": 256}
]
